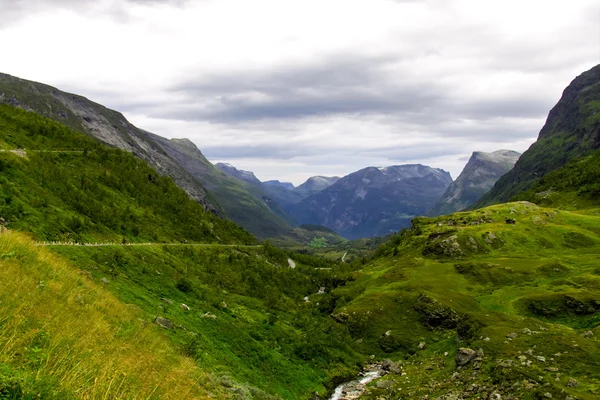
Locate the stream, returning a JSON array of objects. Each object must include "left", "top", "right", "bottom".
[{"left": 328, "top": 365, "right": 385, "bottom": 400}]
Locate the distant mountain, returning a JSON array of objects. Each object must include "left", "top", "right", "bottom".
[
  {"left": 476, "top": 64, "right": 600, "bottom": 207},
  {"left": 215, "top": 163, "right": 262, "bottom": 185},
  {"left": 290, "top": 164, "right": 452, "bottom": 239},
  {"left": 0, "top": 73, "right": 218, "bottom": 212},
  {"left": 147, "top": 137, "right": 297, "bottom": 238},
  {"left": 429, "top": 150, "right": 520, "bottom": 215},
  {"left": 264, "top": 180, "right": 295, "bottom": 190},
  {"left": 294, "top": 176, "right": 340, "bottom": 198}
]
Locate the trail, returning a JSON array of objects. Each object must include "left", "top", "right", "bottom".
[
  {"left": 34, "top": 241, "right": 262, "bottom": 249},
  {"left": 0, "top": 149, "right": 86, "bottom": 155},
  {"left": 341, "top": 252, "right": 348, "bottom": 262}
]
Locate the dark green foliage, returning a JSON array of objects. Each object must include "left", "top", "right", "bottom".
[{"left": 0, "top": 105, "right": 254, "bottom": 244}]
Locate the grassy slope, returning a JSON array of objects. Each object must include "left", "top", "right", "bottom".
[
  {"left": 0, "top": 231, "right": 224, "bottom": 399},
  {"left": 0, "top": 104, "right": 363, "bottom": 398},
  {"left": 329, "top": 202, "right": 600, "bottom": 399}
]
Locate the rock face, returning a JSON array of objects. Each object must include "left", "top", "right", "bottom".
[
  {"left": 476, "top": 64, "right": 600, "bottom": 207},
  {"left": 429, "top": 150, "right": 520, "bottom": 215},
  {"left": 0, "top": 73, "right": 217, "bottom": 212},
  {"left": 290, "top": 164, "right": 453, "bottom": 239}
]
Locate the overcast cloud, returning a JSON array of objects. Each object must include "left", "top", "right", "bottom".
[{"left": 0, "top": 0, "right": 598, "bottom": 184}]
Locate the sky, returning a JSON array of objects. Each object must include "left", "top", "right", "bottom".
[{"left": 0, "top": 0, "right": 599, "bottom": 185}]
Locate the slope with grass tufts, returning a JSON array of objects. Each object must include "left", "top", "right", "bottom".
[
  {"left": 329, "top": 202, "right": 600, "bottom": 399},
  {"left": 0, "top": 230, "right": 224, "bottom": 399}
]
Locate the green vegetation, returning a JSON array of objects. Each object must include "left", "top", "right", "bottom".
[
  {"left": 476, "top": 64, "right": 600, "bottom": 207},
  {"left": 0, "top": 104, "right": 365, "bottom": 398},
  {"left": 0, "top": 104, "right": 252, "bottom": 244},
  {"left": 514, "top": 148, "right": 600, "bottom": 210},
  {"left": 0, "top": 231, "right": 224, "bottom": 399},
  {"left": 49, "top": 241, "right": 362, "bottom": 398},
  {"left": 329, "top": 202, "right": 600, "bottom": 399}
]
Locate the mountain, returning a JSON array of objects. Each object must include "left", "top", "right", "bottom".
[
  {"left": 264, "top": 180, "right": 295, "bottom": 190},
  {"left": 476, "top": 64, "right": 600, "bottom": 207},
  {"left": 215, "top": 162, "right": 262, "bottom": 185},
  {"left": 290, "top": 164, "right": 453, "bottom": 239},
  {"left": 429, "top": 149, "right": 520, "bottom": 215},
  {"left": 0, "top": 73, "right": 219, "bottom": 212},
  {"left": 294, "top": 175, "right": 340, "bottom": 198},
  {"left": 147, "top": 136, "right": 297, "bottom": 238}
]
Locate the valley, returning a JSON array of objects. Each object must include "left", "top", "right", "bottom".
[{"left": 0, "top": 58, "right": 599, "bottom": 399}]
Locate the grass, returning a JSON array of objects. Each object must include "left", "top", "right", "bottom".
[
  {"left": 0, "top": 230, "right": 224, "bottom": 399},
  {"left": 330, "top": 202, "right": 600, "bottom": 399},
  {"left": 48, "top": 242, "right": 363, "bottom": 399}
]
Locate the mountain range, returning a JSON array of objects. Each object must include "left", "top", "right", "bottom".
[
  {"left": 0, "top": 64, "right": 599, "bottom": 399},
  {"left": 289, "top": 164, "right": 453, "bottom": 239}
]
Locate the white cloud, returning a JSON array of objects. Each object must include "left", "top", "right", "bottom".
[{"left": 0, "top": 0, "right": 598, "bottom": 184}]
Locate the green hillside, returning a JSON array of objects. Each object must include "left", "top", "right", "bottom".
[
  {"left": 476, "top": 64, "right": 600, "bottom": 207},
  {"left": 0, "top": 104, "right": 252, "bottom": 244},
  {"left": 514, "top": 148, "right": 600, "bottom": 210},
  {"left": 0, "top": 230, "right": 226, "bottom": 399},
  {"left": 327, "top": 202, "right": 600, "bottom": 399},
  {"left": 0, "top": 104, "right": 365, "bottom": 398},
  {"left": 147, "top": 135, "right": 299, "bottom": 239}
]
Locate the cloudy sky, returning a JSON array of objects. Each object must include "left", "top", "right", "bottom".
[{"left": 1, "top": 0, "right": 598, "bottom": 184}]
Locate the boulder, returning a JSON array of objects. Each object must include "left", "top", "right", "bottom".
[
  {"left": 455, "top": 348, "right": 477, "bottom": 366},
  {"left": 154, "top": 317, "right": 173, "bottom": 330}
]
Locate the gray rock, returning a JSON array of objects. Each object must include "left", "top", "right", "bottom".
[
  {"left": 180, "top": 303, "right": 191, "bottom": 311},
  {"left": 566, "top": 378, "right": 578, "bottom": 387},
  {"left": 154, "top": 317, "right": 173, "bottom": 330},
  {"left": 455, "top": 348, "right": 477, "bottom": 366},
  {"left": 160, "top": 297, "right": 173, "bottom": 305},
  {"left": 418, "top": 342, "right": 426, "bottom": 350}
]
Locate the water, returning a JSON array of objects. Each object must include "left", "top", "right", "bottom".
[{"left": 329, "top": 369, "right": 383, "bottom": 400}]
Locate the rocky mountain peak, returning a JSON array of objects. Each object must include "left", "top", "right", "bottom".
[{"left": 429, "top": 150, "right": 520, "bottom": 216}]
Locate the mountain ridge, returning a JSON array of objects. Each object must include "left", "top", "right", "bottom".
[
  {"left": 475, "top": 64, "right": 600, "bottom": 207},
  {"left": 0, "top": 72, "right": 219, "bottom": 212}
]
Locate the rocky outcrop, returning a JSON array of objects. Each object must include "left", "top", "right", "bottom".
[{"left": 429, "top": 150, "right": 520, "bottom": 215}]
